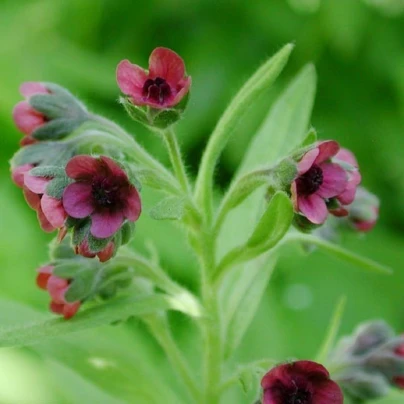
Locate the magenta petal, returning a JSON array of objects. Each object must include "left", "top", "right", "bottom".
[
  {"left": 298, "top": 148, "right": 320, "bottom": 175},
  {"left": 317, "top": 163, "right": 348, "bottom": 198},
  {"left": 315, "top": 141, "right": 340, "bottom": 164},
  {"left": 41, "top": 194, "right": 66, "bottom": 228},
  {"left": 149, "top": 47, "right": 185, "bottom": 85},
  {"left": 90, "top": 210, "right": 124, "bottom": 238},
  {"left": 167, "top": 76, "right": 192, "bottom": 108},
  {"left": 312, "top": 381, "right": 344, "bottom": 404},
  {"left": 11, "top": 164, "right": 34, "bottom": 188},
  {"left": 63, "top": 183, "right": 94, "bottom": 218},
  {"left": 65, "top": 155, "right": 99, "bottom": 180},
  {"left": 37, "top": 206, "right": 55, "bottom": 232},
  {"left": 20, "top": 82, "right": 48, "bottom": 97},
  {"left": 334, "top": 147, "right": 358, "bottom": 167},
  {"left": 99, "top": 156, "right": 127, "bottom": 178},
  {"left": 47, "top": 276, "right": 68, "bottom": 304},
  {"left": 23, "top": 187, "right": 41, "bottom": 210},
  {"left": 24, "top": 173, "right": 49, "bottom": 194},
  {"left": 298, "top": 194, "right": 328, "bottom": 224},
  {"left": 13, "top": 101, "right": 46, "bottom": 135},
  {"left": 123, "top": 187, "right": 142, "bottom": 221},
  {"left": 116, "top": 60, "right": 147, "bottom": 95}
]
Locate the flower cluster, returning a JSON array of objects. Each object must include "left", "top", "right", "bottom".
[
  {"left": 329, "top": 321, "right": 404, "bottom": 400},
  {"left": 261, "top": 360, "right": 343, "bottom": 404},
  {"left": 291, "top": 141, "right": 361, "bottom": 226},
  {"left": 36, "top": 265, "right": 81, "bottom": 319}
]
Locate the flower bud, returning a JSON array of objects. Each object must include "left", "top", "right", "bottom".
[
  {"left": 346, "top": 187, "right": 379, "bottom": 232},
  {"left": 261, "top": 361, "right": 343, "bottom": 404},
  {"left": 13, "top": 82, "right": 89, "bottom": 144}
]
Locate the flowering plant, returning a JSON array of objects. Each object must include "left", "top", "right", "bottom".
[{"left": 5, "top": 45, "right": 398, "bottom": 403}]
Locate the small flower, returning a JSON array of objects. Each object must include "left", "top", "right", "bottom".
[
  {"left": 347, "top": 187, "right": 379, "bottom": 232},
  {"left": 76, "top": 239, "right": 115, "bottom": 262},
  {"left": 394, "top": 340, "right": 404, "bottom": 388},
  {"left": 36, "top": 265, "right": 81, "bottom": 319},
  {"left": 291, "top": 141, "right": 349, "bottom": 224},
  {"left": 12, "top": 82, "right": 49, "bottom": 145},
  {"left": 117, "top": 47, "right": 191, "bottom": 109},
  {"left": 63, "top": 155, "right": 141, "bottom": 239},
  {"left": 261, "top": 361, "right": 343, "bottom": 404},
  {"left": 23, "top": 170, "right": 67, "bottom": 232}
]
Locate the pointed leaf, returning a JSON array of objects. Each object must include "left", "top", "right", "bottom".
[
  {"left": 0, "top": 295, "right": 178, "bottom": 348},
  {"left": 149, "top": 197, "right": 185, "bottom": 220}
]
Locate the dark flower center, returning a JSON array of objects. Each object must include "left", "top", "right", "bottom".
[
  {"left": 142, "top": 77, "right": 172, "bottom": 104},
  {"left": 287, "top": 389, "right": 311, "bottom": 404},
  {"left": 296, "top": 165, "right": 323, "bottom": 195},
  {"left": 92, "top": 178, "right": 121, "bottom": 208}
]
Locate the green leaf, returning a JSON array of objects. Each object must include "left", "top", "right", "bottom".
[
  {"left": 194, "top": 43, "right": 294, "bottom": 221},
  {"left": 149, "top": 196, "right": 185, "bottom": 220},
  {"left": 239, "top": 64, "right": 317, "bottom": 173},
  {"left": 53, "top": 261, "right": 86, "bottom": 278},
  {"left": 32, "top": 118, "right": 87, "bottom": 141},
  {"left": 0, "top": 295, "right": 178, "bottom": 348},
  {"left": 223, "top": 253, "right": 278, "bottom": 359},
  {"left": 65, "top": 269, "right": 97, "bottom": 302},
  {"left": 134, "top": 168, "right": 179, "bottom": 195},
  {"left": 300, "top": 127, "right": 317, "bottom": 148},
  {"left": 87, "top": 233, "right": 111, "bottom": 253},
  {"left": 247, "top": 192, "right": 293, "bottom": 248},
  {"left": 315, "top": 296, "right": 347, "bottom": 363},
  {"left": 286, "top": 234, "right": 392, "bottom": 274},
  {"left": 120, "top": 222, "right": 135, "bottom": 245}
]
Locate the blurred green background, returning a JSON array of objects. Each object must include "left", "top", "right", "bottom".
[{"left": 0, "top": 0, "right": 404, "bottom": 402}]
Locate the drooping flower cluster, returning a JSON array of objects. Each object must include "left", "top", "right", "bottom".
[
  {"left": 36, "top": 265, "right": 81, "bottom": 319},
  {"left": 261, "top": 360, "right": 343, "bottom": 404},
  {"left": 291, "top": 141, "right": 362, "bottom": 225},
  {"left": 329, "top": 321, "right": 404, "bottom": 401}
]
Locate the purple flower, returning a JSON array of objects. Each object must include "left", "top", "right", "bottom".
[
  {"left": 116, "top": 47, "right": 191, "bottom": 109},
  {"left": 63, "top": 155, "right": 141, "bottom": 239},
  {"left": 261, "top": 361, "right": 343, "bottom": 404},
  {"left": 291, "top": 141, "right": 349, "bottom": 224}
]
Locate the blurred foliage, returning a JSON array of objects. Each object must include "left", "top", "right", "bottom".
[{"left": 0, "top": 0, "right": 403, "bottom": 402}]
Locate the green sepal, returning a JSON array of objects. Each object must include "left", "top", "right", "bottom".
[
  {"left": 52, "top": 261, "right": 85, "bottom": 279},
  {"left": 293, "top": 213, "right": 322, "bottom": 233},
  {"left": 150, "top": 109, "right": 181, "bottom": 129},
  {"left": 72, "top": 219, "right": 91, "bottom": 246},
  {"left": 32, "top": 118, "right": 87, "bottom": 141},
  {"left": 64, "top": 268, "right": 97, "bottom": 302},
  {"left": 120, "top": 222, "right": 135, "bottom": 245},
  {"left": 29, "top": 165, "right": 65, "bottom": 178},
  {"left": 45, "top": 176, "right": 70, "bottom": 199},
  {"left": 149, "top": 196, "right": 185, "bottom": 220},
  {"left": 49, "top": 236, "right": 76, "bottom": 260},
  {"left": 119, "top": 96, "right": 149, "bottom": 125},
  {"left": 300, "top": 127, "right": 317, "bottom": 148},
  {"left": 87, "top": 233, "right": 112, "bottom": 253}
]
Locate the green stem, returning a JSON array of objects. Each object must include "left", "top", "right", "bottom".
[
  {"left": 162, "top": 127, "right": 191, "bottom": 194},
  {"left": 145, "top": 315, "right": 202, "bottom": 402}
]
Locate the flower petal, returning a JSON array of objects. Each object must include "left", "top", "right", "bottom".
[
  {"left": 337, "top": 170, "right": 361, "bottom": 205},
  {"left": 37, "top": 206, "right": 55, "bottom": 232},
  {"left": 166, "top": 76, "right": 192, "bottom": 108},
  {"left": 312, "top": 380, "right": 344, "bottom": 404},
  {"left": 63, "top": 182, "right": 94, "bottom": 218},
  {"left": 298, "top": 148, "right": 320, "bottom": 175},
  {"left": 149, "top": 47, "right": 185, "bottom": 85},
  {"left": 24, "top": 173, "right": 49, "bottom": 194},
  {"left": 317, "top": 163, "right": 348, "bottom": 198},
  {"left": 298, "top": 194, "right": 328, "bottom": 224},
  {"left": 65, "top": 155, "right": 99, "bottom": 180},
  {"left": 47, "top": 276, "right": 69, "bottom": 303},
  {"left": 90, "top": 210, "right": 124, "bottom": 239},
  {"left": 62, "top": 302, "right": 81, "bottom": 319},
  {"left": 315, "top": 140, "right": 340, "bottom": 164},
  {"left": 36, "top": 265, "right": 54, "bottom": 290},
  {"left": 11, "top": 164, "right": 34, "bottom": 188},
  {"left": 99, "top": 156, "right": 127, "bottom": 179},
  {"left": 334, "top": 147, "right": 358, "bottom": 167},
  {"left": 13, "top": 101, "right": 46, "bottom": 135},
  {"left": 20, "top": 82, "right": 48, "bottom": 97},
  {"left": 116, "top": 60, "right": 147, "bottom": 95},
  {"left": 23, "top": 187, "right": 41, "bottom": 210},
  {"left": 41, "top": 194, "right": 67, "bottom": 228},
  {"left": 123, "top": 186, "right": 142, "bottom": 221}
]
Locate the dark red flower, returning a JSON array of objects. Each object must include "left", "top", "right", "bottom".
[
  {"left": 23, "top": 170, "right": 67, "bottom": 232},
  {"left": 261, "top": 361, "right": 343, "bottom": 404},
  {"left": 292, "top": 141, "right": 349, "bottom": 224},
  {"left": 63, "top": 155, "right": 141, "bottom": 239},
  {"left": 36, "top": 265, "right": 81, "bottom": 320},
  {"left": 12, "top": 82, "right": 49, "bottom": 145},
  {"left": 116, "top": 47, "right": 191, "bottom": 109}
]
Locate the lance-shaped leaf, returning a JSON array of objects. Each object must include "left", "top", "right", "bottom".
[
  {"left": 194, "top": 43, "right": 294, "bottom": 221},
  {"left": 149, "top": 196, "right": 185, "bottom": 220},
  {"left": 0, "top": 294, "right": 180, "bottom": 348}
]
